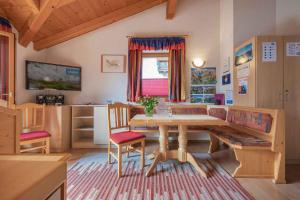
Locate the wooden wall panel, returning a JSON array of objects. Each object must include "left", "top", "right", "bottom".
[{"left": 284, "top": 35, "right": 300, "bottom": 163}]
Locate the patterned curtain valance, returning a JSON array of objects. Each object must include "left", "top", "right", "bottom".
[
  {"left": 0, "top": 17, "right": 12, "bottom": 33},
  {"left": 129, "top": 37, "right": 185, "bottom": 51}
]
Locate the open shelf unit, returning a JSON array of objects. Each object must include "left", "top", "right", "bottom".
[{"left": 71, "top": 105, "right": 99, "bottom": 148}]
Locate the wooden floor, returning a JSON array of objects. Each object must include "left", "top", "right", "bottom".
[{"left": 68, "top": 141, "right": 300, "bottom": 200}]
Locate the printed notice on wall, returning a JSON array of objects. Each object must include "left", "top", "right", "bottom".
[
  {"left": 225, "top": 90, "right": 233, "bottom": 105},
  {"left": 262, "top": 42, "right": 277, "bottom": 62},
  {"left": 238, "top": 78, "right": 248, "bottom": 95},
  {"left": 237, "top": 63, "right": 249, "bottom": 79},
  {"left": 287, "top": 42, "right": 300, "bottom": 56}
]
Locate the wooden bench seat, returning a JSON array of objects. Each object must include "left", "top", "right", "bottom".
[
  {"left": 208, "top": 106, "right": 285, "bottom": 184},
  {"left": 209, "top": 126, "right": 272, "bottom": 149}
]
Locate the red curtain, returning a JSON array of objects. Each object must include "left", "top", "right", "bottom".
[
  {"left": 127, "top": 49, "right": 143, "bottom": 102},
  {"left": 127, "top": 37, "right": 186, "bottom": 102},
  {"left": 169, "top": 48, "right": 186, "bottom": 102},
  {"left": 0, "top": 17, "right": 12, "bottom": 101},
  {"left": 0, "top": 36, "right": 9, "bottom": 101}
]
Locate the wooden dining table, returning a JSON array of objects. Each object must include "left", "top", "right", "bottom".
[{"left": 129, "top": 114, "right": 228, "bottom": 177}]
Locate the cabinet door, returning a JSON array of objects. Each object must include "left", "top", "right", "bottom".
[
  {"left": 256, "top": 36, "right": 284, "bottom": 109},
  {"left": 0, "top": 32, "right": 14, "bottom": 108},
  {"left": 94, "top": 106, "right": 109, "bottom": 145},
  {"left": 284, "top": 36, "right": 300, "bottom": 162}
]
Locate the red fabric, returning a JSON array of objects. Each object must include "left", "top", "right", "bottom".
[
  {"left": 20, "top": 131, "right": 51, "bottom": 141},
  {"left": 209, "top": 108, "right": 227, "bottom": 120},
  {"left": 141, "top": 79, "right": 168, "bottom": 96},
  {"left": 0, "top": 36, "right": 9, "bottom": 101},
  {"left": 227, "top": 110, "right": 273, "bottom": 133},
  {"left": 127, "top": 49, "right": 143, "bottom": 102},
  {"left": 169, "top": 48, "right": 186, "bottom": 102},
  {"left": 110, "top": 131, "right": 145, "bottom": 144}
]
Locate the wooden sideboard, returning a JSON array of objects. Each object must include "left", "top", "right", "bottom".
[
  {"left": 45, "top": 106, "right": 71, "bottom": 152},
  {"left": 0, "top": 154, "right": 69, "bottom": 200}
]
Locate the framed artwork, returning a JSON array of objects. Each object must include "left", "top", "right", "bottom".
[
  {"left": 191, "top": 67, "right": 217, "bottom": 85},
  {"left": 235, "top": 43, "right": 253, "bottom": 66},
  {"left": 222, "top": 73, "right": 231, "bottom": 85},
  {"left": 101, "top": 54, "right": 126, "bottom": 73}
]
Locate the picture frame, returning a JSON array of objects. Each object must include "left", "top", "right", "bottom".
[{"left": 101, "top": 54, "right": 126, "bottom": 73}]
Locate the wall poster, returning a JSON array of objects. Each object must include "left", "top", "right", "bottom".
[
  {"left": 238, "top": 78, "right": 248, "bottom": 95},
  {"left": 286, "top": 42, "right": 300, "bottom": 56},
  {"left": 262, "top": 42, "right": 277, "bottom": 62},
  {"left": 235, "top": 43, "right": 253, "bottom": 66}
]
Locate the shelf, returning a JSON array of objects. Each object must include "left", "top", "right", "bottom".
[
  {"left": 73, "top": 116, "right": 94, "bottom": 119},
  {"left": 73, "top": 128, "right": 94, "bottom": 131},
  {"left": 72, "top": 138, "right": 99, "bottom": 148}
]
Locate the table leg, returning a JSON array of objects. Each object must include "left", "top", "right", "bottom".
[
  {"left": 159, "top": 125, "right": 168, "bottom": 161},
  {"left": 178, "top": 125, "right": 208, "bottom": 177},
  {"left": 178, "top": 125, "right": 188, "bottom": 162},
  {"left": 146, "top": 125, "right": 168, "bottom": 176}
]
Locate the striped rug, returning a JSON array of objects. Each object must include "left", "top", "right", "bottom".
[{"left": 67, "top": 153, "right": 254, "bottom": 200}]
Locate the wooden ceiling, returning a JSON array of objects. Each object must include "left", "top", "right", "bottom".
[{"left": 0, "top": 0, "right": 177, "bottom": 50}]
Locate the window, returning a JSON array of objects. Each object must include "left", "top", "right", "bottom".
[{"left": 141, "top": 51, "right": 169, "bottom": 96}]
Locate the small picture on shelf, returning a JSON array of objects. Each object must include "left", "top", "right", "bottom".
[
  {"left": 191, "top": 67, "right": 217, "bottom": 85},
  {"left": 191, "top": 94, "right": 204, "bottom": 103},
  {"left": 203, "top": 86, "right": 216, "bottom": 94},
  {"left": 190, "top": 94, "right": 215, "bottom": 104},
  {"left": 191, "top": 86, "right": 204, "bottom": 94}
]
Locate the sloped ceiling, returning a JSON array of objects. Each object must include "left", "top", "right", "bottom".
[{"left": 0, "top": 0, "right": 177, "bottom": 50}]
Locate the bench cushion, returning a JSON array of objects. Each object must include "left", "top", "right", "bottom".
[
  {"left": 20, "top": 131, "right": 51, "bottom": 141},
  {"left": 172, "top": 107, "right": 207, "bottom": 115},
  {"left": 210, "top": 126, "right": 271, "bottom": 148},
  {"left": 111, "top": 131, "right": 145, "bottom": 144},
  {"left": 227, "top": 109, "right": 273, "bottom": 133},
  {"left": 209, "top": 108, "right": 227, "bottom": 120}
]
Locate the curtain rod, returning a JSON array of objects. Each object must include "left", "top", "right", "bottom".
[{"left": 127, "top": 34, "right": 189, "bottom": 38}]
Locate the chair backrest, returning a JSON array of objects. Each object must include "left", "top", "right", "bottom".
[
  {"left": 0, "top": 106, "right": 21, "bottom": 154},
  {"left": 14, "top": 103, "right": 45, "bottom": 132},
  {"left": 107, "top": 102, "right": 130, "bottom": 136}
]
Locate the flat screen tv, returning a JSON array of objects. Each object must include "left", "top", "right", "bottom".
[{"left": 26, "top": 60, "right": 81, "bottom": 91}]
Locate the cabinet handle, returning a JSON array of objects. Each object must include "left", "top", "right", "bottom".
[{"left": 285, "top": 90, "right": 289, "bottom": 102}]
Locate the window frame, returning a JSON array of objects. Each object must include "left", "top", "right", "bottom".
[{"left": 141, "top": 52, "right": 169, "bottom": 97}]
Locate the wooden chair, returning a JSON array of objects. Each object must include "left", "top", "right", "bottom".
[
  {"left": 107, "top": 102, "right": 145, "bottom": 178},
  {"left": 15, "top": 103, "right": 51, "bottom": 154}
]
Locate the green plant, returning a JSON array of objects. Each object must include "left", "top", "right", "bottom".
[{"left": 138, "top": 96, "right": 159, "bottom": 116}]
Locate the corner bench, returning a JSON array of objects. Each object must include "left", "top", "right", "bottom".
[{"left": 208, "top": 106, "right": 285, "bottom": 184}]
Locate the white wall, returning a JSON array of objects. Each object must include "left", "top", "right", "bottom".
[
  {"left": 42, "top": 0, "right": 220, "bottom": 104},
  {"left": 218, "top": 0, "right": 234, "bottom": 95},
  {"left": 14, "top": 29, "right": 47, "bottom": 104},
  {"left": 276, "top": 0, "right": 300, "bottom": 35},
  {"left": 233, "top": 0, "right": 276, "bottom": 46}
]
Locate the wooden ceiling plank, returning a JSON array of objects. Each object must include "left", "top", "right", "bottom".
[
  {"left": 57, "top": 0, "right": 77, "bottom": 8},
  {"left": 166, "top": 0, "right": 177, "bottom": 19},
  {"left": 25, "top": 0, "right": 40, "bottom": 14},
  {"left": 34, "top": 0, "right": 166, "bottom": 50},
  {"left": 19, "top": 0, "right": 61, "bottom": 46}
]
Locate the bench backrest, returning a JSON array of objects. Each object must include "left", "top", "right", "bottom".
[
  {"left": 207, "top": 105, "right": 228, "bottom": 120},
  {"left": 227, "top": 106, "right": 284, "bottom": 152}
]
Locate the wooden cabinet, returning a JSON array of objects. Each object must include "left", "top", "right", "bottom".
[
  {"left": 234, "top": 35, "right": 300, "bottom": 163},
  {"left": 71, "top": 105, "right": 119, "bottom": 148},
  {"left": 283, "top": 36, "right": 300, "bottom": 163},
  {"left": 94, "top": 106, "right": 109, "bottom": 146},
  {"left": 44, "top": 106, "right": 71, "bottom": 152},
  {"left": 0, "top": 107, "right": 21, "bottom": 154},
  {"left": 0, "top": 30, "right": 15, "bottom": 108},
  {"left": 233, "top": 36, "right": 284, "bottom": 108}
]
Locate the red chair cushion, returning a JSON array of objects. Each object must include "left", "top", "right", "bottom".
[
  {"left": 20, "top": 131, "right": 51, "bottom": 141},
  {"left": 111, "top": 131, "right": 145, "bottom": 144}
]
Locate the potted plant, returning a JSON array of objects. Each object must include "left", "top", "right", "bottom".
[{"left": 138, "top": 96, "right": 159, "bottom": 117}]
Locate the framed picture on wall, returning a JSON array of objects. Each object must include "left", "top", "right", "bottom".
[{"left": 101, "top": 54, "right": 126, "bottom": 73}]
